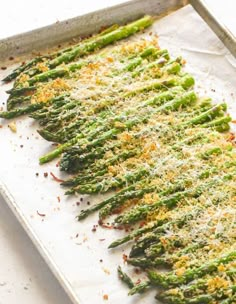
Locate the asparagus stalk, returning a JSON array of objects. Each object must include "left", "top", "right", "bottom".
[
  {"left": 27, "top": 60, "right": 87, "bottom": 85},
  {"left": 185, "top": 103, "right": 227, "bottom": 126},
  {"left": 114, "top": 189, "right": 190, "bottom": 226},
  {"left": 7, "top": 96, "right": 31, "bottom": 111},
  {"left": 148, "top": 251, "right": 236, "bottom": 288},
  {"left": 0, "top": 94, "right": 70, "bottom": 119},
  {"left": 38, "top": 85, "right": 183, "bottom": 143},
  {"left": 3, "top": 57, "right": 48, "bottom": 82},
  {"left": 157, "top": 284, "right": 236, "bottom": 304},
  {"left": 117, "top": 266, "right": 135, "bottom": 289},
  {"left": 123, "top": 74, "right": 194, "bottom": 97},
  {"left": 0, "top": 103, "right": 45, "bottom": 118},
  {"left": 6, "top": 86, "right": 36, "bottom": 97},
  {"left": 2, "top": 24, "right": 120, "bottom": 82},
  {"left": 77, "top": 185, "right": 136, "bottom": 220},
  {"left": 127, "top": 242, "right": 206, "bottom": 267},
  {"left": 128, "top": 281, "right": 151, "bottom": 295},
  {"left": 49, "top": 16, "right": 154, "bottom": 68},
  {"left": 70, "top": 167, "right": 149, "bottom": 194},
  {"left": 108, "top": 218, "right": 169, "bottom": 249},
  {"left": 39, "top": 90, "right": 197, "bottom": 163}
]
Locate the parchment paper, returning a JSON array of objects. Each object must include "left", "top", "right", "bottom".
[{"left": 0, "top": 5, "right": 235, "bottom": 304}]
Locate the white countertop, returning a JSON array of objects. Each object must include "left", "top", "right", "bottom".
[{"left": 0, "top": 1, "right": 235, "bottom": 304}]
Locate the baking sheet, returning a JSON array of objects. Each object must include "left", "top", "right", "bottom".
[{"left": 0, "top": 4, "right": 236, "bottom": 304}]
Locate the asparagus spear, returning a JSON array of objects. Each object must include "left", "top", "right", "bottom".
[
  {"left": 78, "top": 183, "right": 156, "bottom": 219},
  {"left": 49, "top": 16, "right": 154, "bottom": 68},
  {"left": 148, "top": 251, "right": 236, "bottom": 288},
  {"left": 128, "top": 281, "right": 151, "bottom": 295},
  {"left": 129, "top": 254, "right": 236, "bottom": 296},
  {"left": 7, "top": 96, "right": 31, "bottom": 111},
  {"left": 6, "top": 86, "right": 36, "bottom": 97},
  {"left": 0, "top": 94, "right": 70, "bottom": 119},
  {"left": 3, "top": 57, "right": 48, "bottom": 82},
  {"left": 2, "top": 24, "right": 120, "bottom": 82},
  {"left": 157, "top": 275, "right": 236, "bottom": 303},
  {"left": 37, "top": 85, "right": 184, "bottom": 143},
  {"left": 0, "top": 103, "right": 45, "bottom": 119},
  {"left": 123, "top": 74, "right": 194, "bottom": 97},
  {"left": 185, "top": 103, "right": 227, "bottom": 126},
  {"left": 117, "top": 266, "right": 135, "bottom": 289},
  {"left": 108, "top": 218, "right": 169, "bottom": 249},
  {"left": 114, "top": 189, "right": 190, "bottom": 226},
  {"left": 70, "top": 167, "right": 149, "bottom": 194},
  {"left": 27, "top": 60, "right": 87, "bottom": 85},
  {"left": 39, "top": 90, "right": 197, "bottom": 163}
]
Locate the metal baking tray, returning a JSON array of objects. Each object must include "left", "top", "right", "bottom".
[{"left": 0, "top": 1, "right": 235, "bottom": 304}]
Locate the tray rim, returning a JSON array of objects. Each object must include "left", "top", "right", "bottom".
[
  {"left": 0, "top": 0, "right": 186, "bottom": 62},
  {"left": 0, "top": 180, "right": 79, "bottom": 304},
  {"left": 0, "top": 1, "right": 235, "bottom": 304},
  {"left": 0, "top": 3, "right": 186, "bottom": 303},
  {"left": 190, "top": 0, "right": 236, "bottom": 57}
]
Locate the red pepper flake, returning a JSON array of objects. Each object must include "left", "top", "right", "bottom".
[
  {"left": 9, "top": 56, "right": 14, "bottom": 60},
  {"left": 231, "top": 120, "right": 236, "bottom": 124},
  {"left": 101, "top": 223, "right": 114, "bottom": 229},
  {"left": 1, "top": 67, "right": 7, "bottom": 70},
  {"left": 122, "top": 254, "right": 128, "bottom": 263},
  {"left": 134, "top": 268, "right": 142, "bottom": 275},
  {"left": 50, "top": 172, "right": 64, "bottom": 182},
  {"left": 37, "top": 210, "right": 46, "bottom": 217},
  {"left": 98, "top": 219, "right": 103, "bottom": 225},
  {"left": 76, "top": 202, "right": 80, "bottom": 206},
  {"left": 0, "top": 125, "right": 3, "bottom": 128},
  {"left": 44, "top": 172, "right": 48, "bottom": 177},
  {"left": 56, "top": 161, "right": 60, "bottom": 167},
  {"left": 114, "top": 225, "right": 124, "bottom": 230},
  {"left": 91, "top": 225, "right": 97, "bottom": 232},
  {"left": 57, "top": 196, "right": 61, "bottom": 203},
  {"left": 226, "top": 133, "right": 235, "bottom": 142},
  {"left": 135, "top": 279, "right": 141, "bottom": 285},
  {"left": 103, "top": 294, "right": 108, "bottom": 301},
  {"left": 139, "top": 221, "right": 146, "bottom": 228}
]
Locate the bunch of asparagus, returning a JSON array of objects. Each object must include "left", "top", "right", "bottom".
[{"left": 1, "top": 15, "right": 235, "bottom": 304}]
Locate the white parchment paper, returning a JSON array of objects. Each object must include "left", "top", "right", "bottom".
[{"left": 0, "top": 5, "right": 235, "bottom": 304}]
